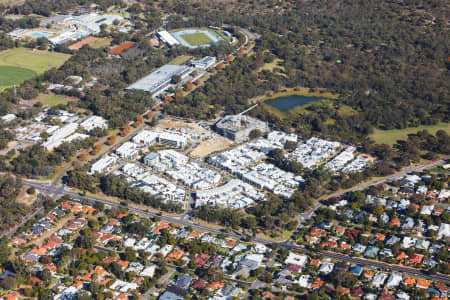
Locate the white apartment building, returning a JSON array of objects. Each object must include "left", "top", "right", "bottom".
[
  {"left": 145, "top": 150, "right": 188, "bottom": 172},
  {"left": 166, "top": 162, "right": 221, "bottom": 190},
  {"left": 89, "top": 156, "right": 117, "bottom": 174},
  {"left": 158, "top": 132, "right": 187, "bottom": 148},
  {"left": 116, "top": 142, "right": 138, "bottom": 159},
  {"left": 287, "top": 137, "right": 341, "bottom": 169},
  {"left": 195, "top": 179, "right": 264, "bottom": 209},
  {"left": 133, "top": 130, "right": 159, "bottom": 146}
]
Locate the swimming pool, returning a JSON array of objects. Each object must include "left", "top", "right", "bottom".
[{"left": 27, "top": 32, "right": 52, "bottom": 38}]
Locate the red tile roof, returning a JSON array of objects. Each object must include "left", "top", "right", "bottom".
[
  {"left": 100, "top": 257, "right": 117, "bottom": 264},
  {"left": 0, "top": 292, "right": 19, "bottom": 300},
  {"left": 194, "top": 253, "right": 210, "bottom": 266},
  {"left": 192, "top": 278, "right": 207, "bottom": 289},
  {"left": 207, "top": 281, "right": 224, "bottom": 291},
  {"left": 409, "top": 253, "right": 424, "bottom": 264}
]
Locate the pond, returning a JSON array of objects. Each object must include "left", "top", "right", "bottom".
[{"left": 265, "top": 95, "right": 321, "bottom": 111}]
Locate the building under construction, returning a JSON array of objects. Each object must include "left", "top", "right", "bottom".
[{"left": 214, "top": 114, "right": 268, "bottom": 142}]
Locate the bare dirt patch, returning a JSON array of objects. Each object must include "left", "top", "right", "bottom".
[
  {"left": 156, "top": 119, "right": 234, "bottom": 158},
  {"left": 0, "top": 140, "right": 32, "bottom": 155},
  {"left": 191, "top": 138, "right": 233, "bottom": 158},
  {"left": 16, "top": 187, "right": 36, "bottom": 207}
]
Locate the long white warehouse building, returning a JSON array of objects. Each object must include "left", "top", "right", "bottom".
[{"left": 43, "top": 123, "right": 78, "bottom": 150}]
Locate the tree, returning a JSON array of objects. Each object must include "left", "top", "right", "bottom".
[
  {"left": 38, "top": 288, "right": 53, "bottom": 300},
  {"left": 107, "top": 136, "right": 117, "bottom": 146},
  {"left": 26, "top": 186, "right": 36, "bottom": 194},
  {"left": 284, "top": 140, "right": 297, "bottom": 151},
  {"left": 40, "top": 269, "right": 52, "bottom": 282},
  {"left": 79, "top": 153, "right": 87, "bottom": 161},
  {"left": 171, "top": 74, "right": 181, "bottom": 84},
  {"left": 216, "top": 63, "right": 225, "bottom": 70},
  {"left": 94, "top": 201, "right": 105, "bottom": 212},
  {"left": 150, "top": 117, "right": 158, "bottom": 127},
  {"left": 175, "top": 89, "right": 184, "bottom": 99},
  {"left": 0, "top": 276, "right": 16, "bottom": 289},
  {"left": 249, "top": 129, "right": 262, "bottom": 139},
  {"left": 124, "top": 248, "right": 138, "bottom": 262},
  {"left": 75, "top": 290, "right": 91, "bottom": 300},
  {"left": 185, "top": 82, "right": 194, "bottom": 92},
  {"left": 40, "top": 131, "right": 49, "bottom": 140},
  {"left": 75, "top": 232, "right": 95, "bottom": 249}
]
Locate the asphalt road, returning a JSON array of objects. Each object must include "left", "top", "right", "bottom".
[
  {"left": 20, "top": 158, "right": 450, "bottom": 284},
  {"left": 296, "top": 158, "right": 449, "bottom": 225},
  {"left": 23, "top": 180, "right": 449, "bottom": 284},
  {"left": 282, "top": 243, "right": 450, "bottom": 284}
]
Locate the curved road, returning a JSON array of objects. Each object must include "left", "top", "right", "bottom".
[
  {"left": 22, "top": 179, "right": 450, "bottom": 284},
  {"left": 21, "top": 158, "right": 450, "bottom": 284}
]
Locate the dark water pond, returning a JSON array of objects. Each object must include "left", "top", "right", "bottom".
[{"left": 265, "top": 95, "right": 321, "bottom": 111}]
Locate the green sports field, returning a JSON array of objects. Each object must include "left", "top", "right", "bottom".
[
  {"left": 0, "top": 48, "right": 71, "bottom": 89},
  {"left": 179, "top": 33, "right": 213, "bottom": 46}
]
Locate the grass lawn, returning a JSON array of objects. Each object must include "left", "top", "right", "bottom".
[
  {"left": 369, "top": 122, "right": 450, "bottom": 146},
  {"left": 0, "top": 48, "right": 70, "bottom": 73},
  {"left": 257, "top": 229, "right": 294, "bottom": 242},
  {"left": 90, "top": 38, "right": 112, "bottom": 49},
  {"left": 250, "top": 88, "right": 339, "bottom": 104},
  {"left": 180, "top": 33, "right": 213, "bottom": 46},
  {"left": 0, "top": 48, "right": 71, "bottom": 89},
  {"left": 429, "top": 166, "right": 449, "bottom": 174},
  {"left": 35, "top": 94, "right": 72, "bottom": 107},
  {"left": 168, "top": 55, "right": 193, "bottom": 65},
  {"left": 259, "top": 57, "right": 284, "bottom": 73},
  {"left": 0, "top": 65, "right": 36, "bottom": 88}
]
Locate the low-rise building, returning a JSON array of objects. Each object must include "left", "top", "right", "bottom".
[
  {"left": 287, "top": 137, "right": 341, "bottom": 169},
  {"left": 133, "top": 130, "right": 159, "bottom": 146},
  {"left": 195, "top": 179, "right": 264, "bottom": 209},
  {"left": 319, "top": 262, "right": 334, "bottom": 274},
  {"left": 215, "top": 114, "right": 268, "bottom": 142},
  {"left": 371, "top": 272, "right": 388, "bottom": 288},
  {"left": 116, "top": 142, "right": 138, "bottom": 159},
  {"left": 158, "top": 132, "right": 187, "bottom": 148},
  {"left": 188, "top": 56, "right": 216, "bottom": 69},
  {"left": 284, "top": 252, "right": 308, "bottom": 268},
  {"left": 127, "top": 64, "right": 192, "bottom": 95},
  {"left": 89, "top": 156, "right": 117, "bottom": 174},
  {"left": 157, "top": 31, "right": 180, "bottom": 47},
  {"left": 145, "top": 150, "right": 188, "bottom": 172},
  {"left": 0, "top": 113, "right": 16, "bottom": 123},
  {"left": 166, "top": 162, "right": 221, "bottom": 190},
  {"left": 43, "top": 122, "right": 78, "bottom": 150},
  {"left": 80, "top": 115, "right": 108, "bottom": 132}
]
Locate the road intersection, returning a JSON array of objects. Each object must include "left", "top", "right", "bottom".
[{"left": 19, "top": 155, "right": 450, "bottom": 285}]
